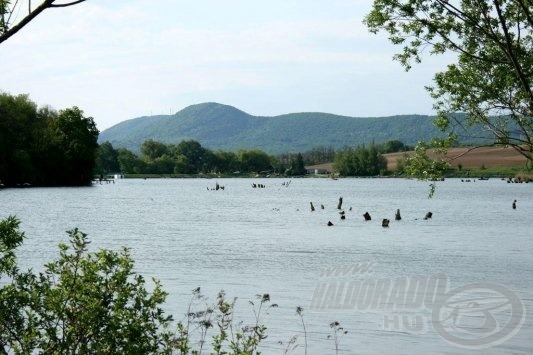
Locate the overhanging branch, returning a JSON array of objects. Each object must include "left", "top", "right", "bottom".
[
  {"left": 0, "top": 0, "right": 86, "bottom": 44},
  {"left": 49, "top": 0, "right": 86, "bottom": 8}
]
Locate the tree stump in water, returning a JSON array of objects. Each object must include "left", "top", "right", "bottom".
[
  {"left": 395, "top": 209, "right": 401, "bottom": 221},
  {"left": 337, "top": 197, "right": 343, "bottom": 210}
]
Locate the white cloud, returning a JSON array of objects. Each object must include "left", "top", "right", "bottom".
[{"left": 0, "top": 0, "right": 445, "bottom": 130}]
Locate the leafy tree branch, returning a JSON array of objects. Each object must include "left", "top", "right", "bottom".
[{"left": 365, "top": 0, "right": 533, "bottom": 189}]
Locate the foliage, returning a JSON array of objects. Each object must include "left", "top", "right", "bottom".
[
  {"left": 117, "top": 147, "right": 146, "bottom": 174},
  {"left": 379, "top": 139, "right": 411, "bottom": 154},
  {"left": 333, "top": 144, "right": 387, "bottom": 176},
  {"left": 288, "top": 153, "right": 307, "bottom": 176},
  {"left": 237, "top": 149, "right": 273, "bottom": 173},
  {"left": 0, "top": 93, "right": 99, "bottom": 186},
  {"left": 0, "top": 217, "right": 174, "bottom": 354},
  {"left": 52, "top": 106, "right": 99, "bottom": 185},
  {"left": 141, "top": 139, "right": 169, "bottom": 161},
  {"left": 173, "top": 140, "right": 212, "bottom": 174},
  {"left": 213, "top": 150, "right": 241, "bottom": 173},
  {"left": 278, "top": 146, "right": 336, "bottom": 167},
  {"left": 0, "top": 216, "right": 25, "bottom": 277},
  {"left": 365, "top": 0, "right": 533, "bottom": 185},
  {"left": 99, "top": 138, "right": 412, "bottom": 178},
  {"left": 1, "top": 1, "right": 87, "bottom": 45},
  {"left": 403, "top": 142, "right": 450, "bottom": 197},
  {"left": 301, "top": 146, "right": 336, "bottom": 165},
  {"left": 95, "top": 141, "right": 120, "bottom": 175},
  {"left": 107, "top": 138, "right": 277, "bottom": 175}
]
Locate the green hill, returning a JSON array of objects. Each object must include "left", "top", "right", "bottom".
[{"left": 99, "top": 102, "right": 482, "bottom": 154}]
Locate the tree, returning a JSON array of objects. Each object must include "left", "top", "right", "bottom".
[
  {"left": 141, "top": 139, "right": 169, "bottom": 161},
  {"left": 365, "top": 0, "right": 533, "bottom": 174},
  {"left": 290, "top": 153, "right": 307, "bottom": 176},
  {"left": 0, "top": 93, "right": 38, "bottom": 185},
  {"left": 333, "top": 145, "right": 387, "bottom": 176},
  {"left": 0, "top": 93, "right": 98, "bottom": 186},
  {"left": 50, "top": 106, "right": 99, "bottom": 185},
  {"left": 213, "top": 150, "right": 240, "bottom": 173},
  {"left": 95, "top": 141, "right": 119, "bottom": 175},
  {"left": 152, "top": 155, "right": 175, "bottom": 174},
  {"left": 117, "top": 148, "right": 144, "bottom": 174},
  {"left": 238, "top": 149, "right": 273, "bottom": 173},
  {"left": 380, "top": 140, "right": 409, "bottom": 154},
  {"left": 172, "top": 140, "right": 208, "bottom": 174},
  {"left": 1, "top": 0, "right": 86, "bottom": 44}
]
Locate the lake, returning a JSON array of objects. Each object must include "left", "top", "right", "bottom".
[{"left": 1, "top": 178, "right": 532, "bottom": 354}]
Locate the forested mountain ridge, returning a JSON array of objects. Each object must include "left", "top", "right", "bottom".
[{"left": 99, "top": 102, "right": 480, "bottom": 154}]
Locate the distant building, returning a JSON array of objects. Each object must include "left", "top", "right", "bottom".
[{"left": 305, "top": 163, "right": 334, "bottom": 175}]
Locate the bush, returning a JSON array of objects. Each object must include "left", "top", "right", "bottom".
[{"left": 0, "top": 218, "right": 173, "bottom": 354}]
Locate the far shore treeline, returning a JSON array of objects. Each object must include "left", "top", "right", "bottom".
[
  {"left": 94, "top": 138, "right": 407, "bottom": 177},
  {"left": 1, "top": 93, "right": 411, "bottom": 187}
]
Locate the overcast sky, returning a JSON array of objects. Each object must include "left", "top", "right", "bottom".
[{"left": 1, "top": 0, "right": 450, "bottom": 130}]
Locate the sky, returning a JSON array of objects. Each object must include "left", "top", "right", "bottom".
[{"left": 1, "top": 0, "right": 450, "bottom": 131}]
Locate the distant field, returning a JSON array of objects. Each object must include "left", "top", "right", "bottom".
[
  {"left": 384, "top": 146, "right": 528, "bottom": 170},
  {"left": 305, "top": 147, "right": 528, "bottom": 173}
]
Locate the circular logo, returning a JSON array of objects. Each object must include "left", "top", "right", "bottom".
[{"left": 431, "top": 283, "right": 525, "bottom": 349}]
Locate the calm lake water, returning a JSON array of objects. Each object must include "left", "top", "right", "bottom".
[{"left": 1, "top": 178, "right": 532, "bottom": 354}]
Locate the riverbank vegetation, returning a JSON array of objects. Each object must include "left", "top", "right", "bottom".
[
  {"left": 96, "top": 139, "right": 281, "bottom": 176},
  {"left": 95, "top": 139, "right": 412, "bottom": 178}
]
